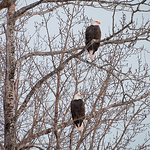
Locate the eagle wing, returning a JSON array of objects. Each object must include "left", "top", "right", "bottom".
[{"left": 71, "top": 99, "right": 85, "bottom": 120}]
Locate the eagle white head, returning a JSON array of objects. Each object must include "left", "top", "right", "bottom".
[
  {"left": 92, "top": 20, "right": 101, "bottom": 25},
  {"left": 74, "top": 93, "right": 82, "bottom": 100}
]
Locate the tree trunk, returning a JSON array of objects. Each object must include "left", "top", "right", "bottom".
[{"left": 4, "top": 3, "right": 16, "bottom": 150}]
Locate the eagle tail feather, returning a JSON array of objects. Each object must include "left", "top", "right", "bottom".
[
  {"left": 76, "top": 122, "right": 84, "bottom": 131},
  {"left": 89, "top": 50, "right": 94, "bottom": 58}
]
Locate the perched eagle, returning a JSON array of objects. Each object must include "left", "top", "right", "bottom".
[
  {"left": 85, "top": 20, "right": 101, "bottom": 58},
  {"left": 71, "top": 94, "right": 85, "bottom": 131}
]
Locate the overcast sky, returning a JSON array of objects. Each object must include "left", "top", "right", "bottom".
[{"left": 2, "top": 1, "right": 149, "bottom": 148}]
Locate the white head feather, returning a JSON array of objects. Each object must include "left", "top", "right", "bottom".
[
  {"left": 92, "top": 20, "right": 101, "bottom": 25},
  {"left": 74, "top": 93, "right": 82, "bottom": 100}
]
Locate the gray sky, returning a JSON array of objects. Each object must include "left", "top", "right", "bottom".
[
  {"left": 20, "top": 1, "right": 150, "bottom": 148},
  {"left": 1, "top": 0, "right": 149, "bottom": 148}
]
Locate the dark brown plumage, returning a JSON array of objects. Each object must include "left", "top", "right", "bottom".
[
  {"left": 71, "top": 94, "right": 85, "bottom": 131},
  {"left": 85, "top": 20, "right": 101, "bottom": 58}
]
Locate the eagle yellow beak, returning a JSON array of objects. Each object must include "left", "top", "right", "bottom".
[
  {"left": 79, "top": 94, "right": 82, "bottom": 97},
  {"left": 97, "top": 21, "right": 101, "bottom": 24}
]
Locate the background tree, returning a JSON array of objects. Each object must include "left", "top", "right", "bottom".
[{"left": 0, "top": 0, "right": 150, "bottom": 149}]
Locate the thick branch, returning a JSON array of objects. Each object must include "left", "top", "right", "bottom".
[
  {"left": 43, "top": 0, "right": 148, "bottom": 6},
  {"left": 14, "top": 0, "right": 44, "bottom": 19},
  {"left": 0, "top": 0, "right": 11, "bottom": 10},
  {"left": 15, "top": 46, "right": 83, "bottom": 68}
]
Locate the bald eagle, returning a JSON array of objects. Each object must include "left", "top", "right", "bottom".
[
  {"left": 85, "top": 20, "right": 101, "bottom": 58},
  {"left": 71, "top": 94, "right": 85, "bottom": 131}
]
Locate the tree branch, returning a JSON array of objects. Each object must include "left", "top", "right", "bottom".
[
  {"left": 0, "top": 0, "right": 11, "bottom": 10},
  {"left": 15, "top": 46, "right": 83, "bottom": 68},
  {"left": 13, "top": 47, "right": 86, "bottom": 122},
  {"left": 17, "top": 91, "right": 150, "bottom": 148},
  {"left": 102, "top": 91, "right": 150, "bottom": 112},
  {"left": 0, "top": 141, "right": 5, "bottom": 150},
  {"left": 14, "top": 0, "right": 44, "bottom": 19},
  {"left": 15, "top": 24, "right": 149, "bottom": 68},
  {"left": 12, "top": 0, "right": 149, "bottom": 19}
]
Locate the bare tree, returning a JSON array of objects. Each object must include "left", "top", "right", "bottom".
[{"left": 0, "top": 0, "right": 150, "bottom": 149}]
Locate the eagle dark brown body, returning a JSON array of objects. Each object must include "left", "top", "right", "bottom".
[
  {"left": 71, "top": 94, "right": 85, "bottom": 131},
  {"left": 85, "top": 20, "right": 101, "bottom": 58}
]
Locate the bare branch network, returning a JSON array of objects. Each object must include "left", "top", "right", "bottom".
[{"left": 0, "top": 0, "right": 150, "bottom": 149}]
